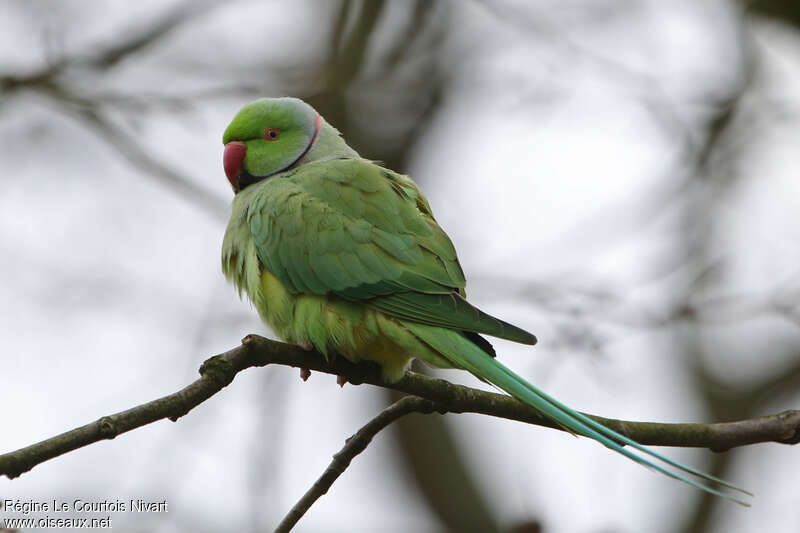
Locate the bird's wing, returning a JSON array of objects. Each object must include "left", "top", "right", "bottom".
[{"left": 247, "top": 158, "right": 536, "bottom": 344}]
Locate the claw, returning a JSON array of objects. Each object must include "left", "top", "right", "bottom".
[
  {"left": 336, "top": 375, "right": 347, "bottom": 388},
  {"left": 300, "top": 368, "right": 311, "bottom": 382},
  {"left": 298, "top": 342, "right": 313, "bottom": 351}
]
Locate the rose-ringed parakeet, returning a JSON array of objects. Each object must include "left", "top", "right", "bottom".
[{"left": 220, "top": 97, "right": 749, "bottom": 503}]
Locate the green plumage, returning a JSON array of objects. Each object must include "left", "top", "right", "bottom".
[
  {"left": 221, "top": 97, "right": 750, "bottom": 504},
  {"left": 247, "top": 158, "right": 535, "bottom": 345}
]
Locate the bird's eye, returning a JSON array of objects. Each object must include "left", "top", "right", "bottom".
[{"left": 264, "top": 128, "right": 280, "bottom": 141}]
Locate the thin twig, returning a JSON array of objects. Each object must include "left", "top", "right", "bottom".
[
  {"left": 72, "top": 104, "right": 229, "bottom": 218},
  {"left": 1, "top": 334, "right": 799, "bottom": 480},
  {"left": 0, "top": 2, "right": 230, "bottom": 221},
  {"left": 274, "top": 396, "right": 439, "bottom": 533}
]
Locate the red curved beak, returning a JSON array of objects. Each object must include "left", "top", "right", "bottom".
[{"left": 223, "top": 141, "right": 247, "bottom": 191}]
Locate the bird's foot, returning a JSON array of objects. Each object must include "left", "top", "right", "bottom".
[
  {"left": 336, "top": 375, "right": 347, "bottom": 388},
  {"left": 297, "top": 342, "right": 312, "bottom": 381}
]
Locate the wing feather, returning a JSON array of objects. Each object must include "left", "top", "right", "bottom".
[{"left": 248, "top": 158, "right": 536, "bottom": 344}]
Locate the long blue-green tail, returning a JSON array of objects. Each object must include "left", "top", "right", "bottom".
[{"left": 405, "top": 323, "right": 752, "bottom": 505}]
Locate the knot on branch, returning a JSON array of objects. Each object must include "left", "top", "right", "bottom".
[
  {"left": 97, "top": 417, "right": 118, "bottom": 439},
  {"left": 777, "top": 410, "right": 800, "bottom": 445},
  {"left": 241, "top": 334, "right": 263, "bottom": 345},
  {"left": 199, "top": 355, "right": 236, "bottom": 388},
  {"left": 414, "top": 399, "right": 439, "bottom": 416},
  {"left": 237, "top": 334, "right": 282, "bottom": 368},
  {"left": 0, "top": 455, "right": 24, "bottom": 479}
]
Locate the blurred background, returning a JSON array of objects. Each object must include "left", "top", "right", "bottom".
[{"left": 1, "top": 0, "right": 799, "bottom": 531}]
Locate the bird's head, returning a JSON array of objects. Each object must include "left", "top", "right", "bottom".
[{"left": 222, "top": 97, "right": 321, "bottom": 192}]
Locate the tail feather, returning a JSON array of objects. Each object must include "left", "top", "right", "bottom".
[{"left": 405, "top": 323, "right": 752, "bottom": 505}]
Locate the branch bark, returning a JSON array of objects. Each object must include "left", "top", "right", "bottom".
[
  {"left": 274, "top": 396, "right": 438, "bottom": 533},
  {"left": 1, "top": 334, "right": 799, "bottom": 482}
]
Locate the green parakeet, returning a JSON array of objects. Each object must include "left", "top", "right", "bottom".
[{"left": 221, "top": 97, "right": 748, "bottom": 503}]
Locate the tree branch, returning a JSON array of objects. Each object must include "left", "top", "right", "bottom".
[
  {"left": 274, "top": 396, "right": 438, "bottom": 533},
  {"left": 0, "top": 2, "right": 230, "bottom": 220},
  {"left": 1, "top": 334, "right": 799, "bottom": 481}
]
